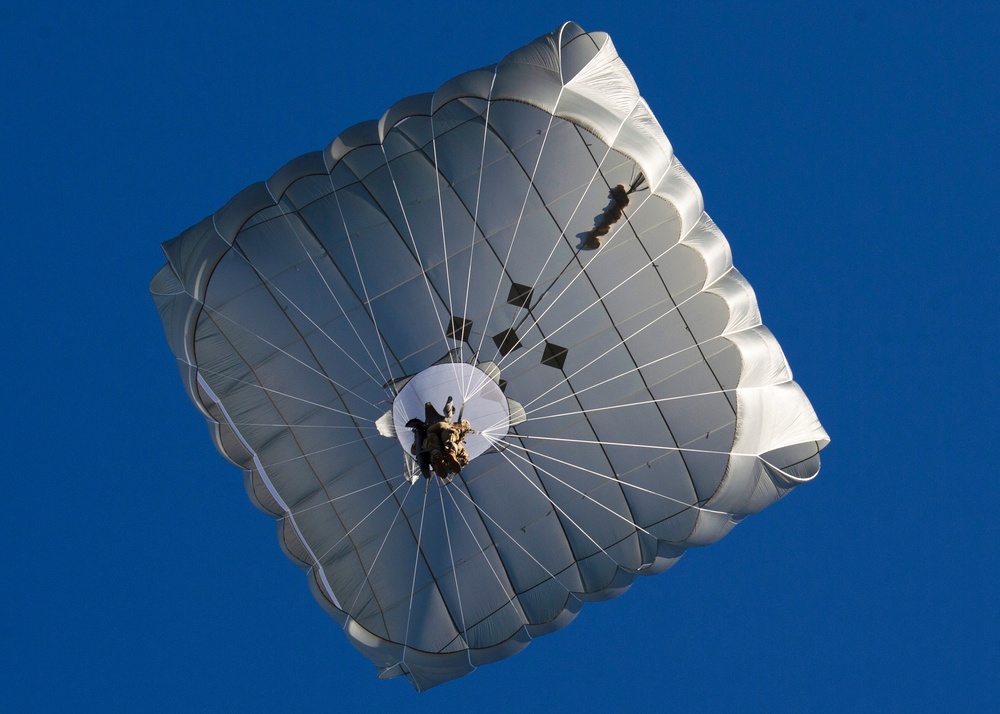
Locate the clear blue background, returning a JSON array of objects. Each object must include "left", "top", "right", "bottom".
[{"left": 3, "top": 2, "right": 996, "bottom": 711}]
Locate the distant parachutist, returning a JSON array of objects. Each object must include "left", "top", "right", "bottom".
[
  {"left": 580, "top": 174, "right": 646, "bottom": 250},
  {"left": 580, "top": 184, "right": 631, "bottom": 250}
]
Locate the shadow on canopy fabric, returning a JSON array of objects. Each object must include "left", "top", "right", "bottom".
[{"left": 150, "top": 21, "right": 829, "bottom": 691}]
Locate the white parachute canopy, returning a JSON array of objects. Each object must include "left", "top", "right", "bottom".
[{"left": 151, "top": 22, "right": 828, "bottom": 691}]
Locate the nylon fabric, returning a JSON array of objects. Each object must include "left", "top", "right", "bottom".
[{"left": 151, "top": 21, "right": 828, "bottom": 690}]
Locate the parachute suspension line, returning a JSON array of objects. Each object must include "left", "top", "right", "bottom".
[
  {"left": 470, "top": 394, "right": 736, "bottom": 516},
  {"left": 471, "top": 411, "right": 514, "bottom": 439},
  {"left": 286, "top": 474, "right": 405, "bottom": 518},
  {"left": 192, "top": 354, "right": 391, "bottom": 479},
  {"left": 495, "top": 438, "right": 733, "bottom": 517},
  {"left": 502, "top": 430, "right": 738, "bottom": 536},
  {"left": 379, "top": 144, "right": 453, "bottom": 358},
  {"left": 507, "top": 97, "right": 645, "bottom": 337},
  {"left": 461, "top": 71, "right": 499, "bottom": 399},
  {"left": 520, "top": 297, "right": 724, "bottom": 414},
  {"left": 473, "top": 85, "right": 567, "bottom": 363},
  {"left": 312, "top": 475, "right": 412, "bottom": 567},
  {"left": 525, "top": 333, "right": 740, "bottom": 418},
  {"left": 488, "top": 435, "right": 630, "bottom": 570},
  {"left": 325, "top": 165, "right": 401, "bottom": 397},
  {"left": 485, "top": 432, "right": 655, "bottom": 538},
  {"left": 497, "top": 336, "right": 639, "bottom": 532},
  {"left": 252, "top": 191, "right": 392, "bottom": 398},
  {"left": 402, "top": 477, "right": 433, "bottom": 664},
  {"left": 343, "top": 474, "right": 416, "bottom": 625},
  {"left": 440, "top": 484, "right": 533, "bottom": 635},
  {"left": 435, "top": 480, "right": 475, "bottom": 662},
  {"left": 458, "top": 364, "right": 504, "bottom": 407},
  {"left": 447, "top": 483, "right": 570, "bottom": 599},
  {"left": 490, "top": 225, "right": 728, "bottom": 524},
  {"left": 212, "top": 421, "right": 381, "bottom": 431},
  {"left": 430, "top": 110, "right": 460, "bottom": 372},
  {"left": 526, "top": 389, "right": 741, "bottom": 421},
  {"left": 220, "top": 240, "right": 390, "bottom": 406},
  {"left": 195, "top": 348, "right": 392, "bottom": 509},
  {"left": 285, "top": 215, "right": 394, "bottom": 396},
  {"left": 258, "top": 434, "right": 376, "bottom": 470},
  {"left": 507, "top": 432, "right": 758, "bottom": 459},
  {"left": 428, "top": 109, "right": 469, "bottom": 407},
  {"left": 199, "top": 301, "right": 383, "bottom": 413},
  {"left": 189, "top": 359, "right": 378, "bottom": 422},
  {"left": 266, "top": 188, "right": 395, "bottom": 393}
]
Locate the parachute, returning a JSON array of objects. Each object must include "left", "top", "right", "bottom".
[{"left": 150, "top": 22, "right": 828, "bottom": 690}]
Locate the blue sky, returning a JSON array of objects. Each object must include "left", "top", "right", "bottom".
[{"left": 3, "top": 2, "right": 997, "bottom": 711}]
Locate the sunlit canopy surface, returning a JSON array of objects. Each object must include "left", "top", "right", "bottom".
[{"left": 151, "top": 22, "right": 828, "bottom": 690}]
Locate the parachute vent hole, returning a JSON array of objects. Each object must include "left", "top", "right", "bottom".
[
  {"left": 447, "top": 316, "right": 473, "bottom": 343},
  {"left": 540, "top": 342, "right": 568, "bottom": 370},
  {"left": 492, "top": 329, "right": 522, "bottom": 356},
  {"left": 507, "top": 282, "right": 534, "bottom": 309},
  {"left": 498, "top": 378, "right": 508, "bottom": 392}
]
